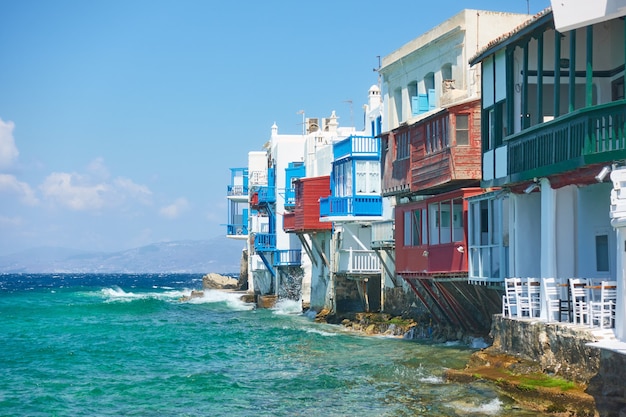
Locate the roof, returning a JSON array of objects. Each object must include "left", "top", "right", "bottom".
[{"left": 469, "top": 7, "right": 554, "bottom": 65}]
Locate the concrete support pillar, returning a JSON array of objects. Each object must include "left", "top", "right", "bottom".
[
  {"left": 614, "top": 227, "right": 625, "bottom": 341},
  {"left": 540, "top": 178, "right": 557, "bottom": 321},
  {"left": 540, "top": 178, "right": 557, "bottom": 279}
]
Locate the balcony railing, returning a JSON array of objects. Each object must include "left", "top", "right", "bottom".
[
  {"left": 274, "top": 249, "right": 301, "bottom": 266},
  {"left": 284, "top": 188, "right": 296, "bottom": 209},
  {"left": 337, "top": 248, "right": 381, "bottom": 274},
  {"left": 371, "top": 220, "right": 394, "bottom": 248},
  {"left": 254, "top": 233, "right": 276, "bottom": 251},
  {"left": 226, "top": 224, "right": 248, "bottom": 236},
  {"left": 319, "top": 196, "right": 382, "bottom": 217},
  {"left": 333, "top": 136, "right": 380, "bottom": 160},
  {"left": 508, "top": 100, "right": 626, "bottom": 178},
  {"left": 256, "top": 186, "right": 276, "bottom": 204},
  {"left": 227, "top": 185, "right": 248, "bottom": 197}
]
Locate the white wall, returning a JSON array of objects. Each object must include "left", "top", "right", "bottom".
[
  {"left": 555, "top": 185, "right": 578, "bottom": 278},
  {"left": 513, "top": 193, "right": 542, "bottom": 278},
  {"left": 577, "top": 183, "right": 614, "bottom": 279}
]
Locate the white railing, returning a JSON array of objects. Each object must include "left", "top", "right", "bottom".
[
  {"left": 371, "top": 220, "right": 394, "bottom": 243},
  {"left": 338, "top": 248, "right": 380, "bottom": 273}
]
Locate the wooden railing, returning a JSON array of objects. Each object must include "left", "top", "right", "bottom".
[
  {"left": 337, "top": 248, "right": 381, "bottom": 274},
  {"left": 333, "top": 136, "right": 380, "bottom": 160},
  {"left": 508, "top": 100, "right": 626, "bottom": 176},
  {"left": 319, "top": 196, "right": 382, "bottom": 217}
]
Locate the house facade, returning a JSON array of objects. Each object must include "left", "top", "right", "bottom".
[
  {"left": 379, "top": 9, "right": 531, "bottom": 332},
  {"left": 468, "top": 8, "right": 626, "bottom": 340}
]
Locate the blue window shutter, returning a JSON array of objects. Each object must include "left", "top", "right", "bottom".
[
  {"left": 411, "top": 96, "right": 420, "bottom": 116},
  {"left": 376, "top": 116, "right": 382, "bottom": 135},
  {"left": 428, "top": 89, "right": 436, "bottom": 110},
  {"left": 418, "top": 93, "right": 429, "bottom": 114}
]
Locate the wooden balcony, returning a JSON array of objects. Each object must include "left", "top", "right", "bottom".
[
  {"left": 274, "top": 249, "right": 301, "bottom": 266},
  {"left": 226, "top": 224, "right": 248, "bottom": 237},
  {"left": 371, "top": 220, "right": 394, "bottom": 249},
  {"left": 319, "top": 196, "right": 382, "bottom": 217},
  {"left": 254, "top": 233, "right": 276, "bottom": 251},
  {"left": 336, "top": 248, "right": 381, "bottom": 275},
  {"left": 282, "top": 212, "right": 296, "bottom": 232},
  {"left": 333, "top": 136, "right": 380, "bottom": 161},
  {"left": 507, "top": 100, "right": 626, "bottom": 183},
  {"left": 285, "top": 176, "right": 332, "bottom": 232}
]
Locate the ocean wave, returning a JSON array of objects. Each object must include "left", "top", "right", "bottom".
[
  {"left": 303, "top": 327, "right": 338, "bottom": 337},
  {"left": 100, "top": 286, "right": 188, "bottom": 302},
  {"left": 185, "top": 290, "right": 254, "bottom": 311},
  {"left": 446, "top": 398, "right": 503, "bottom": 415},
  {"left": 271, "top": 299, "right": 302, "bottom": 315}
]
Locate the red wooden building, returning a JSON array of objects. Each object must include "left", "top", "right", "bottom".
[
  {"left": 283, "top": 176, "right": 332, "bottom": 234},
  {"left": 381, "top": 98, "right": 501, "bottom": 332}
]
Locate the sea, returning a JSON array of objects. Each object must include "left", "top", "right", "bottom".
[{"left": 0, "top": 273, "right": 550, "bottom": 417}]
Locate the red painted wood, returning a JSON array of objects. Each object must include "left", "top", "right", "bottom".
[
  {"left": 288, "top": 176, "right": 332, "bottom": 232},
  {"left": 395, "top": 188, "right": 483, "bottom": 277}
]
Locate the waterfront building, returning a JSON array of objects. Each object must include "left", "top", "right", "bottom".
[
  {"left": 378, "top": 9, "right": 531, "bottom": 332},
  {"left": 468, "top": 7, "right": 626, "bottom": 341},
  {"left": 226, "top": 167, "right": 249, "bottom": 240},
  {"left": 282, "top": 111, "right": 357, "bottom": 311}
]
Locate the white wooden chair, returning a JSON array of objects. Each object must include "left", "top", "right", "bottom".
[
  {"left": 589, "top": 281, "right": 617, "bottom": 329},
  {"left": 569, "top": 278, "right": 589, "bottom": 325},
  {"left": 525, "top": 277, "right": 541, "bottom": 318},
  {"left": 503, "top": 277, "right": 520, "bottom": 318},
  {"left": 542, "top": 277, "right": 561, "bottom": 322}
]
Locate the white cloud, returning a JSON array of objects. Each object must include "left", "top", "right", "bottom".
[
  {"left": 40, "top": 172, "right": 109, "bottom": 211},
  {"left": 114, "top": 177, "right": 152, "bottom": 204},
  {"left": 0, "top": 174, "right": 39, "bottom": 205},
  {"left": 159, "top": 197, "right": 189, "bottom": 219},
  {"left": 0, "top": 118, "right": 19, "bottom": 170},
  {"left": 38, "top": 159, "right": 153, "bottom": 212},
  {"left": 87, "top": 157, "right": 110, "bottom": 180}
]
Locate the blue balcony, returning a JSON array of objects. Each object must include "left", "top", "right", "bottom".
[
  {"left": 319, "top": 196, "right": 382, "bottom": 217},
  {"left": 227, "top": 167, "right": 249, "bottom": 196},
  {"left": 227, "top": 184, "right": 248, "bottom": 196},
  {"left": 256, "top": 186, "right": 276, "bottom": 204},
  {"left": 274, "top": 249, "right": 301, "bottom": 266},
  {"left": 333, "top": 136, "right": 380, "bottom": 161},
  {"left": 254, "top": 233, "right": 276, "bottom": 251},
  {"left": 226, "top": 224, "right": 248, "bottom": 236},
  {"left": 284, "top": 162, "right": 305, "bottom": 210}
]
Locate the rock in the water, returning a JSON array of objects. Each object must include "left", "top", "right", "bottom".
[{"left": 202, "top": 273, "right": 238, "bottom": 290}]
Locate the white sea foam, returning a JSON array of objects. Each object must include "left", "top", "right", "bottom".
[
  {"left": 447, "top": 398, "right": 503, "bottom": 415},
  {"left": 304, "top": 327, "right": 338, "bottom": 337},
  {"left": 272, "top": 299, "right": 302, "bottom": 315},
  {"left": 101, "top": 286, "right": 188, "bottom": 302},
  {"left": 186, "top": 290, "right": 254, "bottom": 311},
  {"left": 419, "top": 375, "right": 444, "bottom": 384}
]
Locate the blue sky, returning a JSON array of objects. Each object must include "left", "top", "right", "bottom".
[{"left": 0, "top": 0, "right": 551, "bottom": 255}]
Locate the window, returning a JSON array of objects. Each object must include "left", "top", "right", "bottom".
[
  {"left": 396, "top": 131, "right": 410, "bottom": 160},
  {"left": 333, "top": 160, "right": 352, "bottom": 197},
  {"left": 456, "top": 114, "right": 469, "bottom": 145},
  {"left": 355, "top": 160, "right": 380, "bottom": 195},
  {"left": 425, "top": 116, "right": 449, "bottom": 154},
  {"left": 468, "top": 194, "right": 509, "bottom": 283},
  {"left": 595, "top": 234, "right": 609, "bottom": 272},
  {"left": 403, "top": 209, "right": 423, "bottom": 246}
]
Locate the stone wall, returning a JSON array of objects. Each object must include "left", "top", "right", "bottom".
[
  {"left": 490, "top": 315, "right": 600, "bottom": 383},
  {"left": 490, "top": 315, "right": 626, "bottom": 416}
]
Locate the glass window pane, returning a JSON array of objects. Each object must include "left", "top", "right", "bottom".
[
  {"left": 403, "top": 211, "right": 412, "bottom": 246},
  {"left": 440, "top": 200, "right": 451, "bottom": 244},
  {"left": 429, "top": 203, "right": 439, "bottom": 245},
  {"left": 452, "top": 199, "right": 464, "bottom": 242}
]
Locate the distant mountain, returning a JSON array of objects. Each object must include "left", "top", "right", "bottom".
[{"left": 0, "top": 237, "right": 246, "bottom": 274}]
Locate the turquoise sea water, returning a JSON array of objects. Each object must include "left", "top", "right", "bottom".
[{"left": 0, "top": 274, "right": 548, "bottom": 417}]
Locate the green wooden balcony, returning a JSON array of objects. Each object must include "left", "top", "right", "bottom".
[{"left": 507, "top": 100, "right": 626, "bottom": 182}]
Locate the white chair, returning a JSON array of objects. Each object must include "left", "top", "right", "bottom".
[
  {"left": 542, "top": 277, "right": 561, "bottom": 322},
  {"left": 589, "top": 281, "right": 617, "bottom": 329},
  {"left": 503, "top": 278, "right": 520, "bottom": 318},
  {"left": 525, "top": 277, "right": 541, "bottom": 318},
  {"left": 569, "top": 278, "right": 589, "bottom": 325}
]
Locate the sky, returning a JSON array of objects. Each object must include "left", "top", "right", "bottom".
[{"left": 0, "top": 0, "right": 552, "bottom": 256}]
